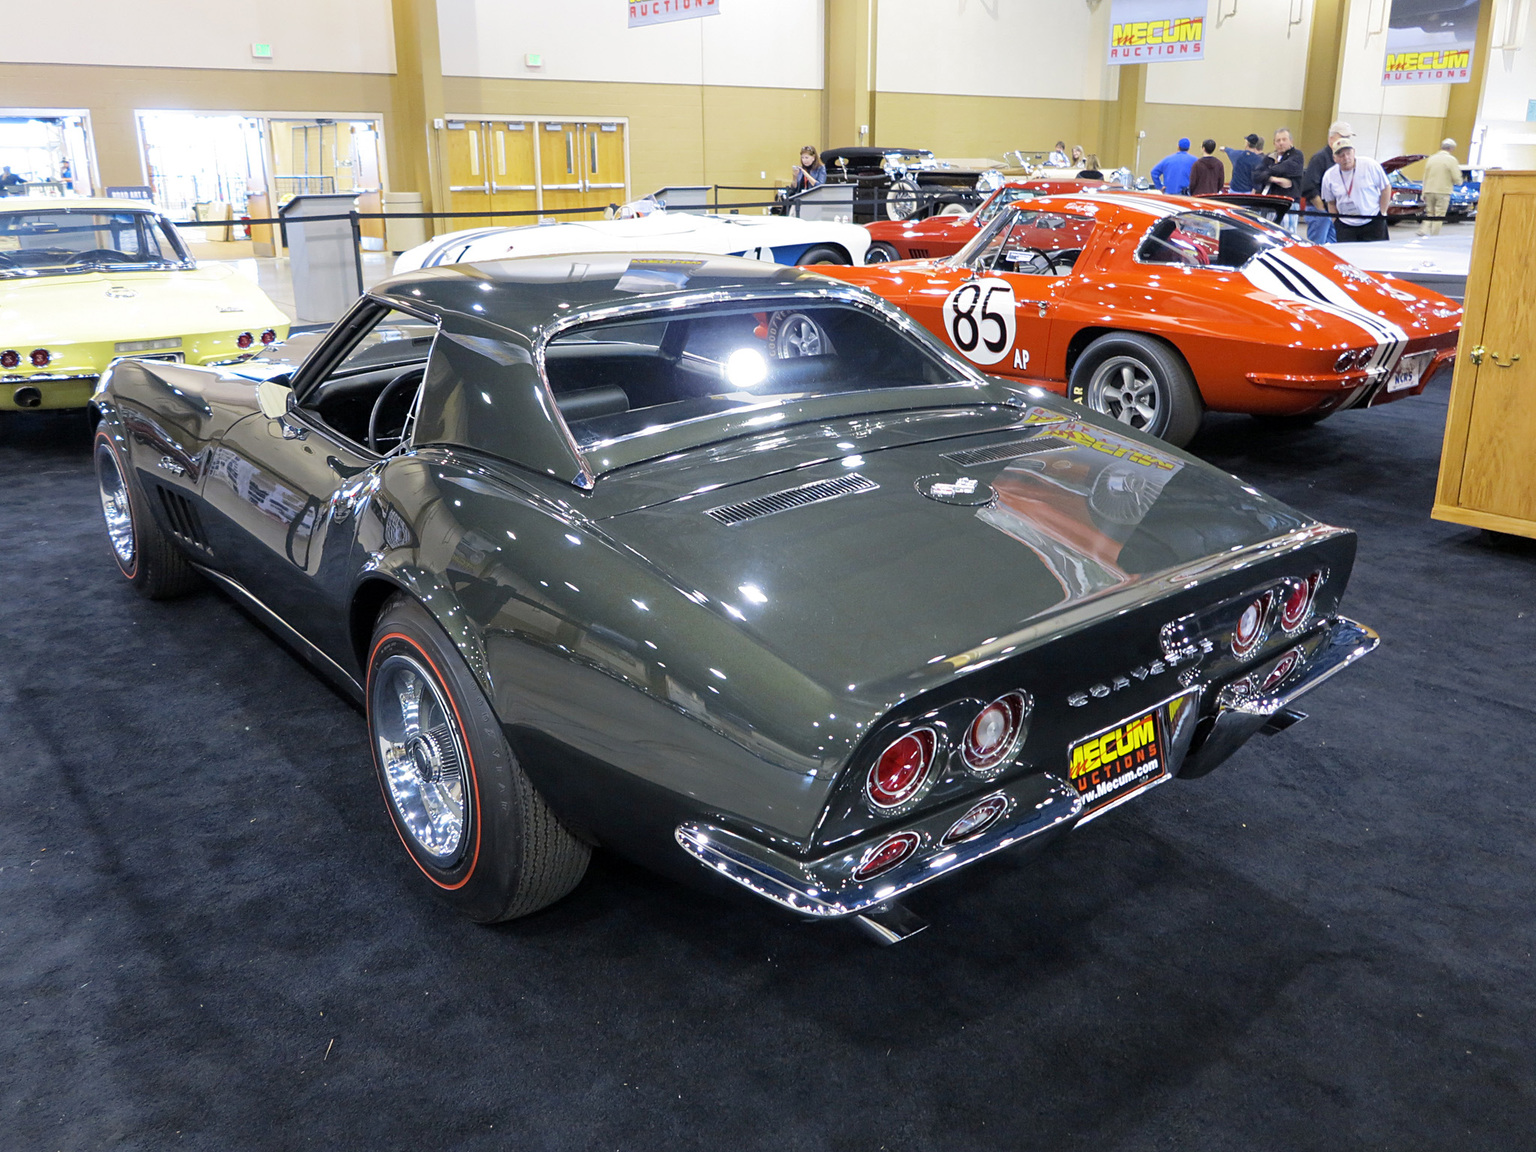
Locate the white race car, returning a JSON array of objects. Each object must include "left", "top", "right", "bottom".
[{"left": 394, "top": 210, "right": 871, "bottom": 274}]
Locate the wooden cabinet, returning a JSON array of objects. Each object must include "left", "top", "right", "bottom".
[{"left": 1433, "top": 171, "right": 1536, "bottom": 539}]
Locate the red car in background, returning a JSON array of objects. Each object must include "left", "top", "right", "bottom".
[{"left": 864, "top": 179, "right": 1104, "bottom": 262}]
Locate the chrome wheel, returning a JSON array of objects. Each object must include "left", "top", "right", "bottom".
[
  {"left": 95, "top": 441, "right": 135, "bottom": 569},
  {"left": 770, "top": 313, "right": 826, "bottom": 358},
  {"left": 371, "top": 653, "right": 471, "bottom": 864},
  {"left": 1086, "top": 355, "right": 1162, "bottom": 432}
]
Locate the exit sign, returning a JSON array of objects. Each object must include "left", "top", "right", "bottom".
[{"left": 251, "top": 43, "right": 273, "bottom": 59}]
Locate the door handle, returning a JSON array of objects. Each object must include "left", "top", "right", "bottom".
[{"left": 1491, "top": 352, "right": 1521, "bottom": 368}]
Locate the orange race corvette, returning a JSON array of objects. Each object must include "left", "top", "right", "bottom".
[{"left": 817, "top": 191, "right": 1462, "bottom": 447}]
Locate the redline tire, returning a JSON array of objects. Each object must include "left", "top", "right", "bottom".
[
  {"left": 366, "top": 595, "right": 589, "bottom": 923},
  {"left": 93, "top": 424, "right": 200, "bottom": 599}
]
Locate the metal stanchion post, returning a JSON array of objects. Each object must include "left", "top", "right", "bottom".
[{"left": 349, "top": 211, "right": 365, "bottom": 296}]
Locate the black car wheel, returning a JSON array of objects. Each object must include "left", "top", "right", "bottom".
[
  {"left": 1068, "top": 332, "right": 1204, "bottom": 448},
  {"left": 865, "top": 241, "right": 900, "bottom": 264},
  {"left": 798, "top": 244, "right": 849, "bottom": 265},
  {"left": 367, "top": 595, "right": 590, "bottom": 923},
  {"left": 93, "top": 423, "right": 200, "bottom": 599}
]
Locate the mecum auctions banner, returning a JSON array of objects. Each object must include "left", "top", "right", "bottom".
[
  {"left": 1107, "top": 0, "right": 1207, "bottom": 64},
  {"left": 1382, "top": 0, "right": 1480, "bottom": 85},
  {"left": 629, "top": 0, "right": 719, "bottom": 27}
]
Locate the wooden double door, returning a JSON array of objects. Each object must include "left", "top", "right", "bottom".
[{"left": 442, "top": 119, "right": 628, "bottom": 228}]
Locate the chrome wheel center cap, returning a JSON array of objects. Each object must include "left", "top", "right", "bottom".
[{"left": 407, "top": 733, "right": 443, "bottom": 783}]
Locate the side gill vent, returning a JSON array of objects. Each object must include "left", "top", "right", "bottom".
[
  {"left": 942, "top": 437, "right": 1068, "bottom": 468},
  {"left": 909, "top": 247, "right": 929, "bottom": 258},
  {"left": 156, "top": 486, "right": 210, "bottom": 549},
  {"left": 706, "top": 473, "right": 879, "bottom": 527}
]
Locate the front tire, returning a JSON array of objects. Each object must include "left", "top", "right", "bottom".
[
  {"left": 367, "top": 595, "right": 589, "bottom": 923},
  {"left": 1068, "top": 333, "right": 1204, "bottom": 448},
  {"left": 865, "top": 241, "right": 900, "bottom": 264},
  {"left": 797, "top": 244, "right": 849, "bottom": 266},
  {"left": 93, "top": 424, "right": 200, "bottom": 599}
]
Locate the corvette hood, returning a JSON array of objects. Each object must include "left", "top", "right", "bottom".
[
  {"left": 0, "top": 264, "right": 288, "bottom": 346},
  {"left": 602, "top": 408, "right": 1312, "bottom": 694}
]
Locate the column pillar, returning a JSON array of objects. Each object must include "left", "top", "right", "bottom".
[
  {"left": 1299, "top": 0, "right": 1347, "bottom": 150},
  {"left": 1101, "top": 64, "right": 1146, "bottom": 174},
  {"left": 824, "top": 0, "right": 877, "bottom": 149},
  {"left": 1442, "top": 0, "right": 1496, "bottom": 158},
  {"left": 388, "top": 0, "right": 447, "bottom": 226}
]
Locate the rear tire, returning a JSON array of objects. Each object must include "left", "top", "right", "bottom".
[
  {"left": 1067, "top": 333, "right": 1204, "bottom": 448},
  {"left": 865, "top": 241, "right": 900, "bottom": 264},
  {"left": 367, "top": 595, "right": 589, "bottom": 923},
  {"left": 798, "top": 244, "right": 849, "bottom": 266},
  {"left": 93, "top": 423, "right": 201, "bottom": 599}
]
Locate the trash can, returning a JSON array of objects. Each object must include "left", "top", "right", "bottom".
[{"left": 382, "top": 192, "right": 427, "bottom": 256}]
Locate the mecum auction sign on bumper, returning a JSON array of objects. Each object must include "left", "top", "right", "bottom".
[
  {"left": 1382, "top": 0, "right": 1481, "bottom": 85},
  {"left": 1107, "top": 0, "right": 1206, "bottom": 63}
]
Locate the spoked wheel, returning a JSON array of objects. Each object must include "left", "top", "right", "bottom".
[
  {"left": 367, "top": 596, "right": 589, "bottom": 923},
  {"left": 766, "top": 311, "right": 833, "bottom": 358},
  {"left": 1068, "top": 333, "right": 1203, "bottom": 448},
  {"left": 93, "top": 424, "right": 200, "bottom": 598}
]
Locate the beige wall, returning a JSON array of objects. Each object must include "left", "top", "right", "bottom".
[
  {"left": 441, "top": 77, "right": 821, "bottom": 194},
  {"left": 874, "top": 92, "right": 1108, "bottom": 162},
  {"left": 0, "top": 62, "right": 392, "bottom": 192}
]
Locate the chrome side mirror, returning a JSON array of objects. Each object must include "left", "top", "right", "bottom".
[{"left": 257, "top": 380, "right": 293, "bottom": 420}]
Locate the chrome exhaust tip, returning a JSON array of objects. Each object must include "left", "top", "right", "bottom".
[{"left": 13, "top": 386, "right": 42, "bottom": 408}]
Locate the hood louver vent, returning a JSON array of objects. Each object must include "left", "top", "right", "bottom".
[
  {"left": 942, "top": 437, "right": 1067, "bottom": 468},
  {"left": 706, "top": 473, "right": 878, "bottom": 526}
]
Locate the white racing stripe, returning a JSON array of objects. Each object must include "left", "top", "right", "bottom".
[{"left": 1243, "top": 249, "right": 1407, "bottom": 375}]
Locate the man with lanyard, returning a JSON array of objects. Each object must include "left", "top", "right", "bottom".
[
  {"left": 1221, "top": 135, "right": 1265, "bottom": 194},
  {"left": 1320, "top": 139, "right": 1392, "bottom": 242},
  {"left": 1301, "top": 121, "right": 1352, "bottom": 244},
  {"left": 1252, "top": 128, "right": 1305, "bottom": 232}
]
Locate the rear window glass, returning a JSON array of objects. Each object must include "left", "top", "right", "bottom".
[
  {"left": 543, "top": 301, "right": 964, "bottom": 448},
  {"left": 1135, "top": 210, "right": 1285, "bottom": 269}
]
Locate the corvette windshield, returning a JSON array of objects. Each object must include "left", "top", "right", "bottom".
[
  {"left": 1135, "top": 210, "right": 1286, "bottom": 269},
  {"left": 544, "top": 300, "right": 966, "bottom": 449},
  {"left": 954, "top": 207, "right": 1096, "bottom": 276},
  {"left": 0, "top": 208, "right": 190, "bottom": 276}
]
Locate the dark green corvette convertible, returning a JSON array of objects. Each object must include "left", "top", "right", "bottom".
[{"left": 90, "top": 254, "right": 1377, "bottom": 942}]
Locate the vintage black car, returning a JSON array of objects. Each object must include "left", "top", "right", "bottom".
[{"left": 91, "top": 254, "right": 1377, "bottom": 941}]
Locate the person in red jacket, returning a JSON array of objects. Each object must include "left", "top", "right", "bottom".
[{"left": 1188, "top": 140, "right": 1225, "bottom": 196}]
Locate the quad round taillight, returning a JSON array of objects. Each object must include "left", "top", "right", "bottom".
[
  {"left": 866, "top": 728, "right": 937, "bottom": 810},
  {"left": 236, "top": 332, "right": 254, "bottom": 349},
  {"left": 260, "top": 329, "right": 277, "bottom": 345},
  {"left": 941, "top": 795, "right": 1009, "bottom": 847},
  {"left": 1280, "top": 575, "right": 1319, "bottom": 632},
  {"left": 1261, "top": 647, "right": 1304, "bottom": 691},
  {"left": 1231, "top": 593, "right": 1271, "bottom": 659},
  {"left": 961, "top": 691, "right": 1030, "bottom": 777},
  {"left": 29, "top": 349, "right": 50, "bottom": 367},
  {"left": 853, "top": 831, "right": 921, "bottom": 881},
  {"left": 0, "top": 350, "right": 19, "bottom": 369}
]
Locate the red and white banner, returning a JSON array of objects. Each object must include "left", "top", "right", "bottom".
[
  {"left": 1107, "top": 0, "right": 1207, "bottom": 64},
  {"left": 1382, "top": 0, "right": 1480, "bottom": 85},
  {"left": 629, "top": 0, "right": 719, "bottom": 28}
]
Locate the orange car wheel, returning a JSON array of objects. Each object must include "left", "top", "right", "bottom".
[{"left": 1068, "top": 332, "right": 1204, "bottom": 448}]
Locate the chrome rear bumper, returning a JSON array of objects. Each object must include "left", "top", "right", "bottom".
[{"left": 677, "top": 615, "right": 1377, "bottom": 922}]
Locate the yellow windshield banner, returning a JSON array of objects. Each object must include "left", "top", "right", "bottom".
[
  {"left": 1382, "top": 0, "right": 1479, "bottom": 85},
  {"left": 1107, "top": 0, "right": 1207, "bottom": 64}
]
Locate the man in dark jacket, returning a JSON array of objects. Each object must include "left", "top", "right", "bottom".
[
  {"left": 1251, "top": 127, "right": 1305, "bottom": 231},
  {"left": 1188, "top": 140, "right": 1225, "bottom": 196},
  {"left": 1301, "top": 121, "right": 1352, "bottom": 243},
  {"left": 1222, "top": 134, "right": 1265, "bottom": 193}
]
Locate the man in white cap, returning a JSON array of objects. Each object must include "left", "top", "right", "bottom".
[
  {"left": 1419, "top": 139, "right": 1462, "bottom": 237},
  {"left": 1320, "top": 138, "right": 1392, "bottom": 242},
  {"left": 1301, "top": 121, "right": 1353, "bottom": 244}
]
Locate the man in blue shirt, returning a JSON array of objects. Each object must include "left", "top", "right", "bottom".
[
  {"left": 1150, "top": 139, "right": 1195, "bottom": 195},
  {"left": 1221, "top": 134, "right": 1266, "bottom": 193}
]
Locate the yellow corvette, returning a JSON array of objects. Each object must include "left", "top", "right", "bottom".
[{"left": 0, "top": 197, "right": 289, "bottom": 412}]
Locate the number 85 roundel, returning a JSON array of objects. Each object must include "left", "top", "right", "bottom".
[{"left": 942, "top": 278, "right": 1017, "bottom": 366}]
